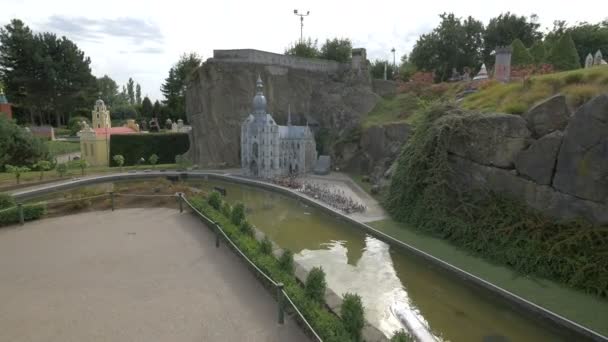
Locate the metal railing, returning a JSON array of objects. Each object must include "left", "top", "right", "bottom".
[{"left": 2, "top": 191, "right": 323, "bottom": 341}]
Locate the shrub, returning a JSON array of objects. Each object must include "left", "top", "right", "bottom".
[
  {"left": 5, "top": 165, "right": 30, "bottom": 184},
  {"left": 112, "top": 155, "right": 125, "bottom": 171},
  {"left": 0, "top": 193, "right": 15, "bottom": 209},
  {"left": 260, "top": 236, "right": 273, "bottom": 255},
  {"left": 547, "top": 33, "right": 581, "bottom": 71},
  {"left": 56, "top": 163, "right": 68, "bottom": 177},
  {"left": 0, "top": 116, "right": 49, "bottom": 170},
  {"left": 239, "top": 220, "right": 254, "bottom": 237},
  {"left": 341, "top": 293, "right": 365, "bottom": 342},
  {"left": 391, "top": 330, "right": 414, "bottom": 342},
  {"left": 511, "top": 39, "right": 534, "bottom": 66},
  {"left": 33, "top": 160, "right": 52, "bottom": 180},
  {"left": 148, "top": 154, "right": 159, "bottom": 168},
  {"left": 305, "top": 267, "right": 327, "bottom": 303},
  {"left": 0, "top": 203, "right": 46, "bottom": 226},
  {"left": 67, "top": 116, "right": 89, "bottom": 136},
  {"left": 221, "top": 201, "right": 232, "bottom": 218},
  {"left": 109, "top": 133, "right": 189, "bottom": 166},
  {"left": 278, "top": 249, "right": 294, "bottom": 274},
  {"left": 208, "top": 191, "right": 222, "bottom": 210},
  {"left": 529, "top": 41, "right": 546, "bottom": 64},
  {"left": 231, "top": 202, "right": 246, "bottom": 226}
]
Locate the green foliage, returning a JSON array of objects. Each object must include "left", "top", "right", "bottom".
[
  {"left": 0, "top": 116, "right": 49, "bottom": 169},
  {"left": 239, "top": 220, "right": 254, "bottom": 237},
  {"left": 230, "top": 202, "right": 245, "bottom": 226},
  {"left": 386, "top": 103, "right": 608, "bottom": 297},
  {"left": 0, "top": 193, "right": 15, "bottom": 209},
  {"left": 285, "top": 38, "right": 319, "bottom": 59},
  {"left": 564, "top": 72, "right": 584, "bottom": 84},
  {"left": 109, "top": 133, "right": 189, "bottom": 166},
  {"left": 529, "top": 41, "right": 547, "bottom": 64},
  {"left": 341, "top": 293, "right": 365, "bottom": 342},
  {"left": 545, "top": 21, "right": 608, "bottom": 67},
  {"left": 46, "top": 140, "right": 80, "bottom": 155},
  {"left": 208, "top": 191, "right": 222, "bottom": 210},
  {"left": 260, "top": 236, "right": 273, "bottom": 255},
  {"left": 148, "top": 154, "right": 159, "bottom": 168},
  {"left": 96, "top": 75, "right": 120, "bottom": 109},
  {"left": 187, "top": 196, "right": 350, "bottom": 341},
  {"left": 511, "top": 39, "right": 534, "bottom": 66},
  {"left": 319, "top": 38, "right": 352, "bottom": 63},
  {"left": 0, "top": 203, "right": 46, "bottom": 226},
  {"left": 5, "top": 164, "right": 30, "bottom": 184},
  {"left": 221, "top": 201, "right": 231, "bottom": 218},
  {"left": 548, "top": 32, "right": 581, "bottom": 71},
  {"left": 68, "top": 116, "right": 89, "bottom": 136},
  {"left": 175, "top": 154, "right": 192, "bottom": 170},
  {"left": 56, "top": 163, "right": 68, "bottom": 177},
  {"left": 127, "top": 78, "right": 135, "bottom": 106},
  {"left": 482, "top": 12, "right": 543, "bottom": 66},
  {"left": 141, "top": 96, "right": 153, "bottom": 119},
  {"left": 135, "top": 83, "right": 142, "bottom": 106},
  {"left": 278, "top": 249, "right": 294, "bottom": 274},
  {"left": 364, "top": 92, "right": 428, "bottom": 127},
  {"left": 74, "top": 159, "right": 88, "bottom": 176},
  {"left": 502, "top": 102, "right": 527, "bottom": 114},
  {"left": 161, "top": 52, "right": 202, "bottom": 122},
  {"left": 391, "top": 330, "right": 414, "bottom": 342},
  {"left": 305, "top": 266, "right": 327, "bottom": 303},
  {"left": 112, "top": 155, "right": 125, "bottom": 170},
  {"left": 370, "top": 59, "right": 398, "bottom": 80},
  {"left": 33, "top": 160, "right": 51, "bottom": 180}
]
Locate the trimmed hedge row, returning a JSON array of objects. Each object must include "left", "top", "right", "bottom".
[
  {"left": 110, "top": 133, "right": 189, "bottom": 166},
  {"left": 0, "top": 204, "right": 46, "bottom": 226},
  {"left": 188, "top": 195, "right": 352, "bottom": 342}
]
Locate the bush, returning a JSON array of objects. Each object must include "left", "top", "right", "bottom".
[
  {"left": 278, "top": 249, "right": 294, "bottom": 274},
  {"left": 56, "top": 163, "right": 68, "bottom": 177},
  {"left": 260, "top": 236, "right": 273, "bottom": 255},
  {"left": 0, "top": 116, "right": 49, "bottom": 170},
  {"left": 67, "top": 116, "right": 89, "bottom": 136},
  {"left": 112, "top": 155, "right": 125, "bottom": 170},
  {"left": 0, "top": 203, "right": 46, "bottom": 226},
  {"left": 305, "top": 267, "right": 327, "bottom": 303},
  {"left": 547, "top": 33, "right": 581, "bottom": 71},
  {"left": 391, "top": 330, "right": 414, "bottom": 342},
  {"left": 109, "top": 133, "right": 189, "bottom": 166},
  {"left": 511, "top": 39, "right": 534, "bottom": 66},
  {"left": 529, "top": 41, "right": 546, "bottom": 64},
  {"left": 341, "top": 293, "right": 365, "bottom": 341},
  {"left": 231, "top": 202, "right": 246, "bottom": 226},
  {"left": 221, "top": 202, "right": 232, "bottom": 218},
  {"left": 208, "top": 191, "right": 222, "bottom": 210},
  {"left": 0, "top": 193, "right": 15, "bottom": 209},
  {"left": 239, "top": 220, "right": 254, "bottom": 237}
]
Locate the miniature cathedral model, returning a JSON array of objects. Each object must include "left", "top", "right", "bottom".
[{"left": 241, "top": 76, "right": 317, "bottom": 178}]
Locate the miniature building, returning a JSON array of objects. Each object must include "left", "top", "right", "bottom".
[
  {"left": 0, "top": 86, "right": 13, "bottom": 120},
  {"left": 241, "top": 76, "right": 317, "bottom": 178},
  {"left": 79, "top": 99, "right": 136, "bottom": 167},
  {"left": 494, "top": 46, "right": 512, "bottom": 83},
  {"left": 473, "top": 64, "right": 489, "bottom": 81}
]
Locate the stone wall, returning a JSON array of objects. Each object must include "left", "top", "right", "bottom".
[
  {"left": 371, "top": 79, "right": 398, "bottom": 98},
  {"left": 212, "top": 49, "right": 345, "bottom": 73},
  {"left": 447, "top": 94, "right": 608, "bottom": 224}
]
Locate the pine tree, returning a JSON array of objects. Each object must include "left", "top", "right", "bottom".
[
  {"left": 135, "top": 83, "right": 142, "bottom": 106},
  {"left": 141, "top": 96, "right": 153, "bottom": 119},
  {"left": 127, "top": 78, "right": 135, "bottom": 105},
  {"left": 548, "top": 33, "right": 581, "bottom": 70},
  {"left": 511, "top": 39, "right": 534, "bottom": 66},
  {"left": 528, "top": 41, "right": 547, "bottom": 64}
]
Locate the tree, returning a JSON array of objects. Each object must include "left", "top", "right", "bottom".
[
  {"left": 529, "top": 41, "right": 547, "bottom": 64},
  {"left": 126, "top": 77, "right": 135, "bottom": 105},
  {"left": 398, "top": 55, "right": 418, "bottom": 81},
  {"left": 68, "top": 116, "right": 89, "bottom": 136},
  {"left": 152, "top": 100, "right": 162, "bottom": 118},
  {"left": 141, "top": 96, "right": 153, "bottom": 119},
  {"left": 148, "top": 153, "right": 158, "bottom": 168},
  {"left": 341, "top": 293, "right": 365, "bottom": 342},
  {"left": 208, "top": 190, "right": 222, "bottom": 210},
  {"left": 96, "top": 75, "right": 119, "bottom": 108},
  {"left": 112, "top": 154, "right": 125, "bottom": 171},
  {"left": 56, "top": 163, "right": 68, "bottom": 177},
  {"left": 135, "top": 83, "right": 142, "bottom": 106},
  {"left": 0, "top": 116, "right": 49, "bottom": 169},
  {"left": 319, "top": 38, "right": 352, "bottom": 63},
  {"left": 548, "top": 32, "right": 581, "bottom": 71},
  {"left": 5, "top": 165, "right": 30, "bottom": 184},
  {"left": 545, "top": 20, "right": 608, "bottom": 66},
  {"left": 483, "top": 13, "right": 542, "bottom": 66},
  {"left": 230, "top": 202, "right": 245, "bottom": 225},
  {"left": 161, "top": 52, "right": 202, "bottom": 122},
  {"left": 33, "top": 160, "right": 51, "bottom": 180},
  {"left": 75, "top": 159, "right": 88, "bottom": 176},
  {"left": 285, "top": 38, "right": 319, "bottom": 58},
  {"left": 370, "top": 59, "right": 397, "bottom": 80},
  {"left": 511, "top": 39, "right": 534, "bottom": 66},
  {"left": 304, "top": 266, "right": 326, "bottom": 303}
]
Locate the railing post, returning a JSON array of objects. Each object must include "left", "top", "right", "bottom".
[
  {"left": 109, "top": 192, "right": 115, "bottom": 211},
  {"left": 178, "top": 193, "right": 183, "bottom": 213},
  {"left": 277, "top": 282, "right": 285, "bottom": 324},
  {"left": 214, "top": 222, "right": 220, "bottom": 248},
  {"left": 18, "top": 203, "right": 24, "bottom": 225}
]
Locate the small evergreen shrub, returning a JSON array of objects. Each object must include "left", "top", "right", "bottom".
[
  {"left": 548, "top": 33, "right": 581, "bottom": 71},
  {"left": 208, "top": 191, "right": 222, "bottom": 210},
  {"left": 278, "top": 249, "right": 294, "bottom": 274},
  {"left": 260, "top": 236, "right": 273, "bottom": 255},
  {"left": 221, "top": 202, "right": 232, "bottom": 218},
  {"left": 391, "top": 330, "right": 414, "bottom": 342},
  {"left": 239, "top": 220, "right": 254, "bottom": 237},
  {"left": 341, "top": 293, "right": 365, "bottom": 342},
  {"left": 305, "top": 267, "right": 327, "bottom": 303},
  {"left": 231, "top": 202, "right": 245, "bottom": 226},
  {"left": 511, "top": 39, "right": 533, "bottom": 66}
]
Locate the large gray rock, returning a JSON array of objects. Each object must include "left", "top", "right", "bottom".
[
  {"left": 523, "top": 94, "right": 571, "bottom": 138},
  {"left": 447, "top": 113, "right": 531, "bottom": 168},
  {"left": 314, "top": 155, "right": 331, "bottom": 175},
  {"left": 553, "top": 94, "right": 608, "bottom": 203},
  {"left": 515, "top": 131, "right": 563, "bottom": 185},
  {"left": 449, "top": 155, "right": 608, "bottom": 224}
]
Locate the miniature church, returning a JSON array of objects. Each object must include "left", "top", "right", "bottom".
[{"left": 241, "top": 76, "right": 317, "bottom": 178}]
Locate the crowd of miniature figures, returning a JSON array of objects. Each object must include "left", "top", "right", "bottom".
[
  {"left": 272, "top": 175, "right": 303, "bottom": 189},
  {"left": 299, "top": 182, "right": 366, "bottom": 214}
]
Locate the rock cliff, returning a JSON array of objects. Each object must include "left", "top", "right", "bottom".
[{"left": 185, "top": 56, "right": 379, "bottom": 167}]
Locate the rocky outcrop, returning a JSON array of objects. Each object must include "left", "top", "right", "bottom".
[
  {"left": 186, "top": 59, "right": 379, "bottom": 167},
  {"left": 552, "top": 94, "right": 608, "bottom": 203},
  {"left": 371, "top": 79, "right": 398, "bottom": 98},
  {"left": 515, "top": 131, "right": 563, "bottom": 185},
  {"left": 523, "top": 94, "right": 571, "bottom": 138},
  {"left": 447, "top": 113, "right": 531, "bottom": 168}
]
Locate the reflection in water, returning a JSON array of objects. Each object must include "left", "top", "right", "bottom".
[{"left": 189, "top": 180, "right": 571, "bottom": 342}]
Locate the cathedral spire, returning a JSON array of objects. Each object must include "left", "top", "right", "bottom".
[{"left": 252, "top": 75, "right": 267, "bottom": 114}]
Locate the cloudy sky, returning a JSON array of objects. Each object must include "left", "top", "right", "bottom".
[{"left": 1, "top": 0, "right": 605, "bottom": 101}]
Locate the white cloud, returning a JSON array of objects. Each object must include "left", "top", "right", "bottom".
[{"left": 1, "top": 0, "right": 605, "bottom": 101}]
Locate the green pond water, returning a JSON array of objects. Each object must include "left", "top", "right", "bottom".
[{"left": 28, "top": 179, "right": 582, "bottom": 341}]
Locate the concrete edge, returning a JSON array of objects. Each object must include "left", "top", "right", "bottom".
[{"left": 10, "top": 171, "right": 608, "bottom": 342}]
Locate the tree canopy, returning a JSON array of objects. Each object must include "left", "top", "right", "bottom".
[
  {"left": 547, "top": 32, "right": 581, "bottom": 71},
  {"left": 0, "top": 115, "right": 49, "bottom": 169},
  {"left": 545, "top": 20, "right": 608, "bottom": 66},
  {"left": 482, "top": 12, "right": 542, "bottom": 65},
  {"left": 285, "top": 38, "right": 320, "bottom": 59},
  {"left": 161, "top": 52, "right": 202, "bottom": 122},
  {"left": 319, "top": 38, "right": 352, "bottom": 63},
  {"left": 510, "top": 39, "right": 534, "bottom": 66}
]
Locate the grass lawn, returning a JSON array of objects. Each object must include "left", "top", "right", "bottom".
[
  {"left": 362, "top": 93, "right": 429, "bottom": 128},
  {"left": 369, "top": 218, "right": 608, "bottom": 336},
  {"left": 46, "top": 140, "right": 80, "bottom": 155},
  {"left": 0, "top": 163, "right": 179, "bottom": 189}
]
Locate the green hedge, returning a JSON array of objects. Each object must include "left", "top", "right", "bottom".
[
  {"left": 109, "top": 133, "right": 189, "bottom": 166},
  {"left": 0, "top": 203, "right": 46, "bottom": 226},
  {"left": 188, "top": 196, "right": 351, "bottom": 342}
]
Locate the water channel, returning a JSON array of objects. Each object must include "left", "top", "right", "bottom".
[{"left": 27, "top": 178, "right": 582, "bottom": 342}]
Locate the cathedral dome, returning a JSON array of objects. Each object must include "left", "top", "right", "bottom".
[{"left": 252, "top": 75, "right": 267, "bottom": 114}]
